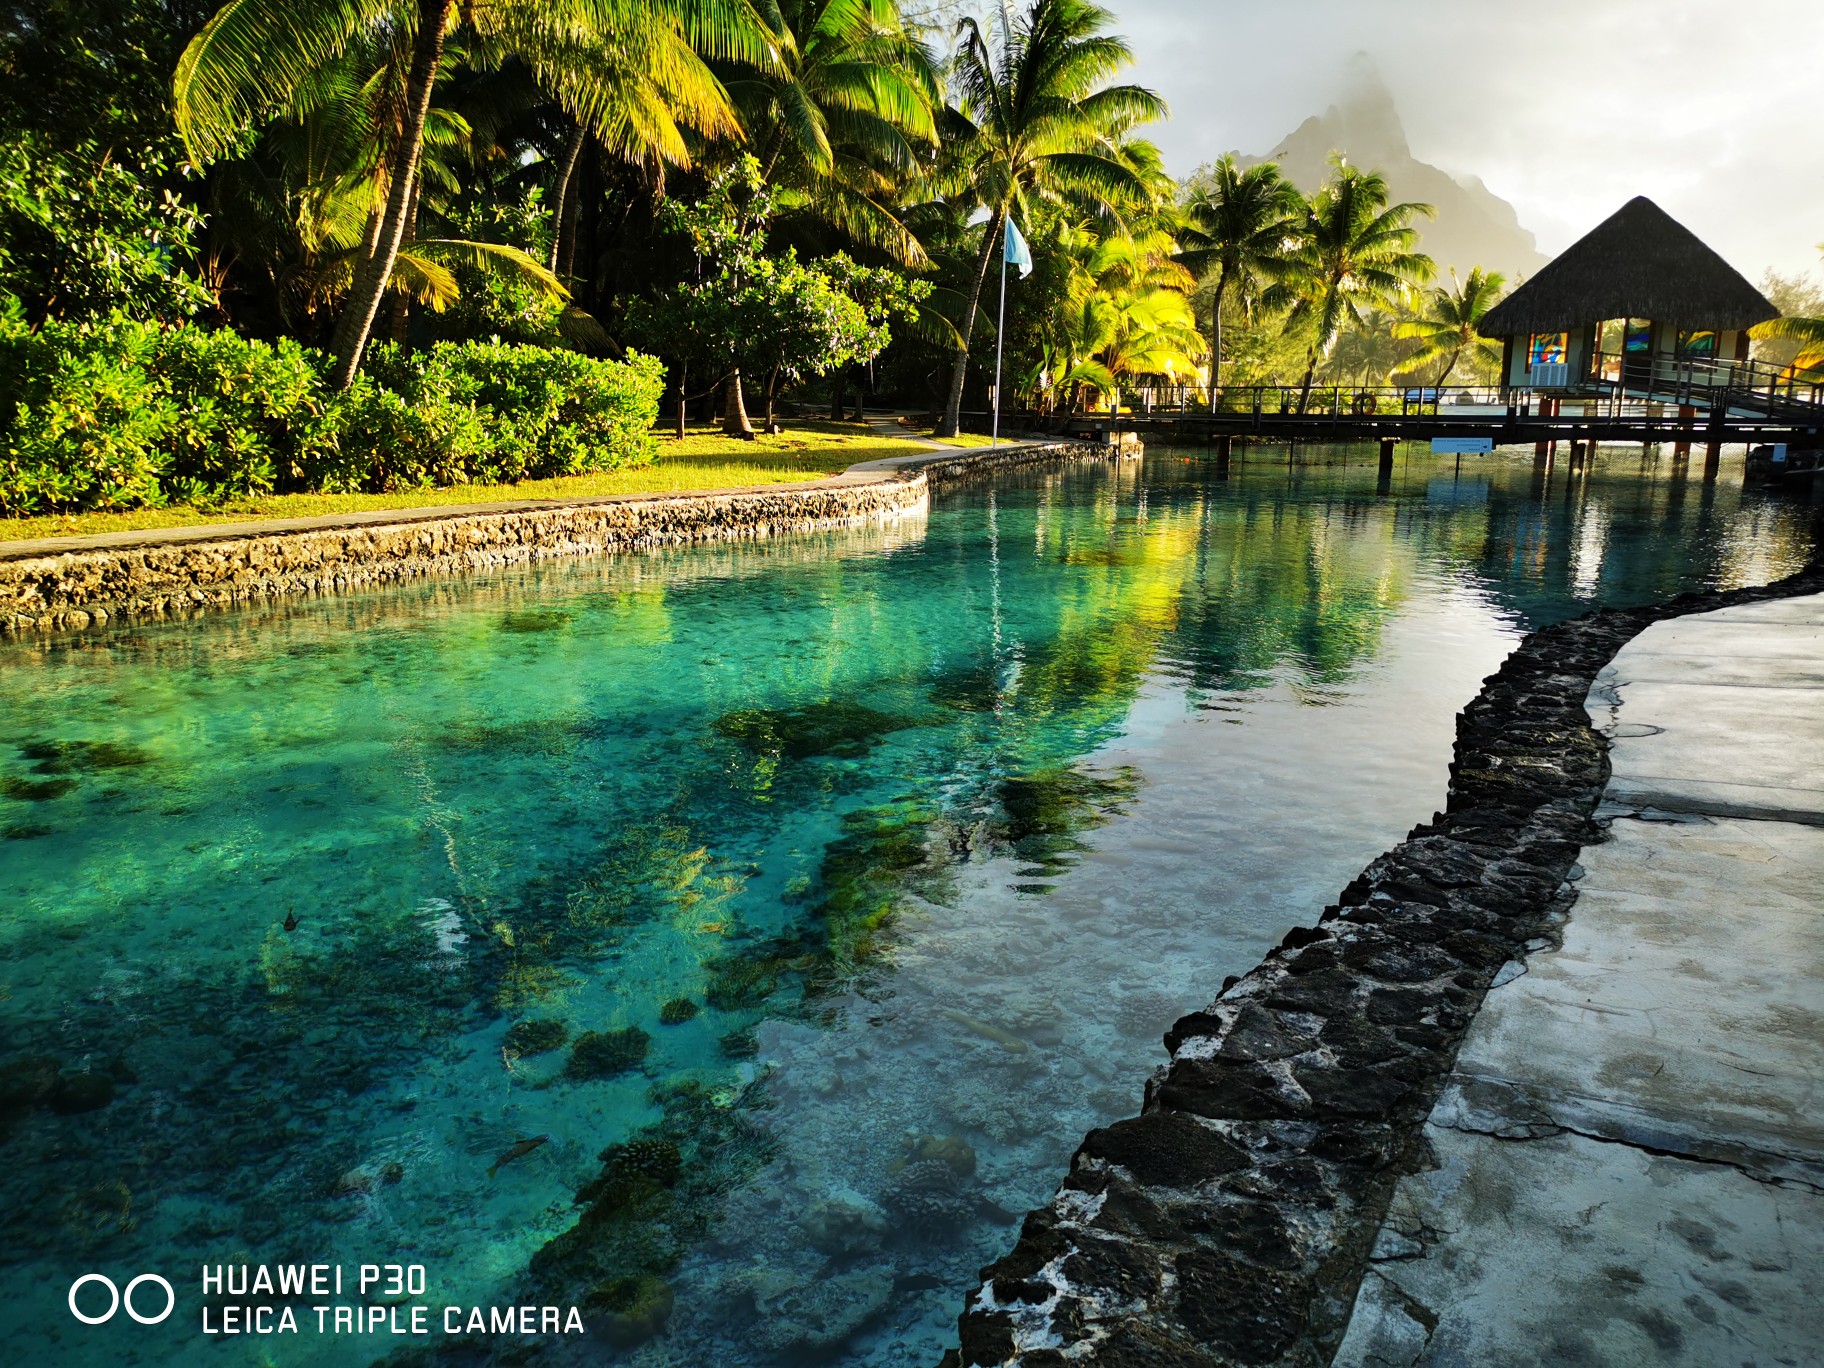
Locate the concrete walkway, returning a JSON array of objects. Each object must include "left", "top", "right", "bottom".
[{"left": 1336, "top": 594, "right": 1824, "bottom": 1367}]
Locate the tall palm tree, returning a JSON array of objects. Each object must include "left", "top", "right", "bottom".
[
  {"left": 933, "top": 0, "right": 1166, "bottom": 437},
  {"left": 1393, "top": 265, "right": 1506, "bottom": 387},
  {"left": 729, "top": 0, "right": 940, "bottom": 265},
  {"left": 1268, "top": 155, "right": 1433, "bottom": 411},
  {"left": 175, "top": 0, "right": 772, "bottom": 388},
  {"left": 1177, "top": 155, "right": 1302, "bottom": 390}
]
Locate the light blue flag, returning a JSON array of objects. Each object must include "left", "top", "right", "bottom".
[{"left": 1003, "top": 217, "right": 1033, "bottom": 278}]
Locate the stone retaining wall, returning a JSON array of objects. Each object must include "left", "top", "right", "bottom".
[
  {"left": 946, "top": 559, "right": 1824, "bottom": 1368},
  {"left": 0, "top": 441, "right": 1091, "bottom": 637}
]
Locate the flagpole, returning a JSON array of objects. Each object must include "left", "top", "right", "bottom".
[{"left": 992, "top": 219, "right": 1008, "bottom": 448}]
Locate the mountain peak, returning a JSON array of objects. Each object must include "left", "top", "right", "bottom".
[{"left": 1233, "top": 61, "right": 1547, "bottom": 281}]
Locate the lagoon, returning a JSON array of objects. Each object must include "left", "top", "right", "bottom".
[{"left": 0, "top": 446, "right": 1812, "bottom": 1367}]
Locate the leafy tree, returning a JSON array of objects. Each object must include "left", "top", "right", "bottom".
[
  {"left": 1267, "top": 155, "right": 1434, "bottom": 410},
  {"left": 0, "top": 136, "right": 210, "bottom": 322},
  {"left": 1392, "top": 266, "right": 1505, "bottom": 387},
  {"left": 1178, "top": 155, "right": 1303, "bottom": 389},
  {"left": 933, "top": 0, "right": 1166, "bottom": 436}
]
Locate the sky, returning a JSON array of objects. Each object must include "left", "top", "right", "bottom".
[{"left": 1111, "top": 0, "right": 1824, "bottom": 282}]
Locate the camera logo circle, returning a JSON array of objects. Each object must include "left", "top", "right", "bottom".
[{"left": 68, "top": 1273, "right": 175, "bottom": 1325}]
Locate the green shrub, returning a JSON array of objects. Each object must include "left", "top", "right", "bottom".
[
  {"left": 359, "top": 340, "right": 662, "bottom": 485},
  {"left": 0, "top": 310, "right": 332, "bottom": 513},
  {"left": 0, "top": 319, "right": 665, "bottom": 512}
]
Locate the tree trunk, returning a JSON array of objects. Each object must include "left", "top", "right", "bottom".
[
  {"left": 674, "top": 361, "right": 688, "bottom": 439},
  {"left": 387, "top": 174, "right": 424, "bottom": 347},
  {"left": 764, "top": 362, "right": 781, "bottom": 431},
  {"left": 830, "top": 368, "right": 845, "bottom": 422},
  {"left": 549, "top": 123, "right": 586, "bottom": 274},
  {"left": 723, "top": 368, "right": 757, "bottom": 438},
  {"left": 330, "top": 0, "right": 452, "bottom": 391},
  {"left": 937, "top": 206, "right": 1007, "bottom": 438},
  {"left": 1435, "top": 350, "right": 1461, "bottom": 389},
  {"left": 1298, "top": 349, "right": 1318, "bottom": 414}
]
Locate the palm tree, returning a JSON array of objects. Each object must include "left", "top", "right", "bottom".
[
  {"left": 1393, "top": 266, "right": 1506, "bottom": 387},
  {"left": 1268, "top": 155, "right": 1434, "bottom": 411},
  {"left": 729, "top": 0, "right": 941, "bottom": 266},
  {"left": 1751, "top": 248, "right": 1824, "bottom": 380},
  {"left": 1178, "top": 155, "right": 1302, "bottom": 390},
  {"left": 175, "top": 0, "right": 771, "bottom": 389},
  {"left": 933, "top": 0, "right": 1166, "bottom": 437}
]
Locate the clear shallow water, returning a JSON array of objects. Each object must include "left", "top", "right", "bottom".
[{"left": 0, "top": 446, "right": 1813, "bottom": 1367}]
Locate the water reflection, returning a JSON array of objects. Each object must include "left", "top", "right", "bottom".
[{"left": 0, "top": 447, "right": 1811, "bottom": 1367}]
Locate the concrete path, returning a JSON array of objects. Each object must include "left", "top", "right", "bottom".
[{"left": 1336, "top": 594, "right": 1824, "bottom": 1368}]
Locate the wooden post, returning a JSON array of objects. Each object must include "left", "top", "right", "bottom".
[
  {"left": 1378, "top": 437, "right": 1396, "bottom": 480},
  {"left": 1217, "top": 433, "right": 1232, "bottom": 478}
]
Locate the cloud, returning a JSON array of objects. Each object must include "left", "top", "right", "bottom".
[{"left": 1112, "top": 0, "right": 1824, "bottom": 279}]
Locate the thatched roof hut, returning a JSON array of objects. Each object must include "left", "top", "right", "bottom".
[{"left": 1477, "top": 196, "right": 1777, "bottom": 338}]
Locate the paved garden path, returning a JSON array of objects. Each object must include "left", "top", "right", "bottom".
[{"left": 1336, "top": 593, "right": 1824, "bottom": 1367}]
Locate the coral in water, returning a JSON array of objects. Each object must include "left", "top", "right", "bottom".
[
  {"left": 565, "top": 1027, "right": 652, "bottom": 1080},
  {"left": 498, "top": 609, "right": 574, "bottom": 634},
  {"left": 996, "top": 764, "right": 1142, "bottom": 876},
  {"left": 880, "top": 1159, "right": 972, "bottom": 1237},
  {"left": 703, "top": 954, "right": 783, "bottom": 1011},
  {"left": 713, "top": 699, "right": 926, "bottom": 761},
  {"left": 718, "top": 1026, "right": 759, "bottom": 1059},
  {"left": 21, "top": 739, "right": 153, "bottom": 773},
  {"left": 0, "top": 776, "right": 78, "bottom": 800},
  {"left": 658, "top": 997, "right": 699, "bottom": 1026},
  {"left": 505, "top": 1018, "right": 569, "bottom": 1056},
  {"left": 892, "top": 1134, "right": 977, "bottom": 1181},
  {"left": 586, "top": 1274, "right": 674, "bottom": 1347}
]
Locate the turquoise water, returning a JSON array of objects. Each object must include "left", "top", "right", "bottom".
[{"left": 0, "top": 446, "right": 1812, "bottom": 1367}]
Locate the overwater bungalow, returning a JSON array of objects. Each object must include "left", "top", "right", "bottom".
[{"left": 1478, "top": 195, "right": 1779, "bottom": 403}]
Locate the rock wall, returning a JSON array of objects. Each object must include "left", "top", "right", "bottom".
[
  {"left": 0, "top": 441, "right": 1090, "bottom": 637},
  {"left": 946, "top": 559, "right": 1824, "bottom": 1368}
]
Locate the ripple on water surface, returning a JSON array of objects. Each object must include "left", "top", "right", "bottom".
[{"left": 0, "top": 447, "right": 1812, "bottom": 1366}]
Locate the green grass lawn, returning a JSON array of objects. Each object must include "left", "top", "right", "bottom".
[{"left": 0, "top": 421, "right": 946, "bottom": 544}]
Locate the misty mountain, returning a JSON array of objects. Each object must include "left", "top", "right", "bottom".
[{"left": 1235, "top": 57, "right": 1550, "bottom": 284}]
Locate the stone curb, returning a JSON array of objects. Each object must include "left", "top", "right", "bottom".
[
  {"left": 0, "top": 439, "right": 1097, "bottom": 638},
  {"left": 946, "top": 558, "right": 1824, "bottom": 1368}
]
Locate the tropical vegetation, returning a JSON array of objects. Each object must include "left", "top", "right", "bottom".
[{"left": 0, "top": 0, "right": 1572, "bottom": 520}]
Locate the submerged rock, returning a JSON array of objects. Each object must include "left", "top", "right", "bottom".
[
  {"left": 586, "top": 1274, "right": 673, "bottom": 1347},
  {"left": 658, "top": 997, "right": 699, "bottom": 1025},
  {"left": 49, "top": 1072, "right": 115, "bottom": 1115},
  {"left": 799, "top": 1189, "right": 889, "bottom": 1255},
  {"left": 741, "top": 1265, "right": 894, "bottom": 1353}
]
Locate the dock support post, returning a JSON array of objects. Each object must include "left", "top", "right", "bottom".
[
  {"left": 1216, "top": 433, "right": 1232, "bottom": 478},
  {"left": 1377, "top": 436, "right": 1395, "bottom": 495}
]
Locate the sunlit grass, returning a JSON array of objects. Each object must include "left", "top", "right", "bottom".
[{"left": 0, "top": 421, "right": 942, "bottom": 544}]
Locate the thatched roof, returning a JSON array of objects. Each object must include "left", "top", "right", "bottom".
[{"left": 1477, "top": 196, "right": 1777, "bottom": 337}]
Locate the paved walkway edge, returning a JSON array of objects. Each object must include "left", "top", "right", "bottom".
[
  {"left": 0, "top": 439, "right": 1100, "bottom": 638},
  {"left": 945, "top": 559, "right": 1824, "bottom": 1368}
]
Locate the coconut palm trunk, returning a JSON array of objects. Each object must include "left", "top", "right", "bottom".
[
  {"left": 329, "top": 0, "right": 452, "bottom": 390},
  {"left": 549, "top": 123, "right": 586, "bottom": 274},
  {"left": 937, "top": 206, "right": 1006, "bottom": 438}
]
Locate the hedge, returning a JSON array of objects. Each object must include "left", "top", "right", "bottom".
[{"left": 0, "top": 309, "right": 665, "bottom": 514}]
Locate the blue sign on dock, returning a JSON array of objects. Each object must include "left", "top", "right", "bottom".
[{"left": 1431, "top": 437, "right": 1495, "bottom": 454}]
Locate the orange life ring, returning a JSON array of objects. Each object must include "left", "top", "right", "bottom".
[{"left": 1353, "top": 393, "right": 1378, "bottom": 415}]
